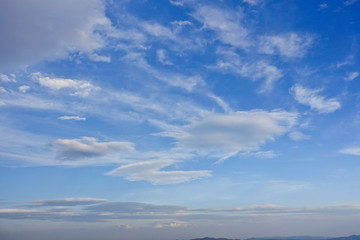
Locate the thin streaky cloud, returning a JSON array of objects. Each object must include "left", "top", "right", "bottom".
[
  {"left": 290, "top": 84, "right": 341, "bottom": 114},
  {"left": 344, "top": 72, "right": 359, "bottom": 81},
  {"left": 107, "top": 159, "right": 211, "bottom": 185},
  {"left": 58, "top": 116, "right": 86, "bottom": 121},
  {"left": 339, "top": 147, "right": 360, "bottom": 156}
]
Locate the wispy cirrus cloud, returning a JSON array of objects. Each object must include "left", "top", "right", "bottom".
[
  {"left": 243, "top": 0, "right": 262, "bottom": 5},
  {"left": 344, "top": 0, "right": 359, "bottom": 6},
  {"left": 344, "top": 72, "right": 359, "bottom": 81},
  {"left": 31, "top": 198, "right": 108, "bottom": 207},
  {"left": 290, "top": 84, "right": 341, "bottom": 113},
  {"left": 107, "top": 159, "right": 211, "bottom": 185},
  {"left": 157, "top": 49, "right": 173, "bottom": 65},
  {"left": 120, "top": 51, "right": 204, "bottom": 91},
  {"left": 58, "top": 116, "right": 86, "bottom": 121},
  {"left": 86, "top": 201, "right": 187, "bottom": 213},
  {"left": 339, "top": 147, "right": 360, "bottom": 156},
  {"left": 192, "top": 5, "right": 250, "bottom": 49},
  {"left": 258, "top": 33, "right": 314, "bottom": 58},
  {"left": 288, "top": 131, "right": 311, "bottom": 141},
  {"left": 213, "top": 48, "right": 283, "bottom": 92},
  {"left": 31, "top": 72, "right": 99, "bottom": 97}
]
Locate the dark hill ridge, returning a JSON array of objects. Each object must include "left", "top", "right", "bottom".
[
  {"left": 191, "top": 238, "right": 240, "bottom": 240},
  {"left": 190, "top": 235, "right": 360, "bottom": 240}
]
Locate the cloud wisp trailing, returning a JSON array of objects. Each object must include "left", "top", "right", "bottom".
[
  {"left": 30, "top": 198, "right": 108, "bottom": 207},
  {"left": 290, "top": 84, "right": 341, "bottom": 114},
  {"left": 58, "top": 116, "right": 86, "bottom": 121},
  {"left": 107, "top": 159, "right": 211, "bottom": 185}
]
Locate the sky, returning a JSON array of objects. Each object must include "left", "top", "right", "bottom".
[{"left": 0, "top": 0, "right": 360, "bottom": 239}]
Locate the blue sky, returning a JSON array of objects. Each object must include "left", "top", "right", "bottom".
[{"left": 1, "top": 0, "right": 360, "bottom": 239}]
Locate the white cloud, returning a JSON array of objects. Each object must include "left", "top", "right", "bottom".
[
  {"left": 243, "top": 0, "right": 262, "bottom": 5},
  {"left": 288, "top": 131, "right": 311, "bottom": 141},
  {"left": 88, "top": 53, "right": 111, "bottom": 63},
  {"left": 265, "top": 180, "right": 311, "bottom": 193},
  {"left": 30, "top": 72, "right": 99, "bottom": 97},
  {"left": 171, "top": 20, "right": 192, "bottom": 27},
  {"left": 157, "top": 49, "right": 173, "bottom": 65},
  {"left": 0, "top": 0, "right": 111, "bottom": 71},
  {"left": 240, "top": 61, "right": 284, "bottom": 92},
  {"left": 339, "top": 147, "right": 360, "bottom": 156},
  {"left": 290, "top": 84, "right": 341, "bottom": 113},
  {"left": 153, "top": 221, "right": 189, "bottom": 229},
  {"left": 344, "top": 0, "right": 359, "bottom": 5},
  {"left": 107, "top": 159, "right": 211, "bottom": 184},
  {"left": 193, "top": 5, "right": 250, "bottom": 49},
  {"left": 207, "top": 94, "right": 232, "bottom": 113},
  {"left": 0, "top": 73, "right": 16, "bottom": 82},
  {"left": 55, "top": 137, "right": 135, "bottom": 160},
  {"left": 154, "top": 72, "right": 204, "bottom": 92},
  {"left": 18, "top": 85, "right": 30, "bottom": 93},
  {"left": 344, "top": 72, "right": 359, "bottom": 81},
  {"left": 239, "top": 150, "right": 279, "bottom": 159},
  {"left": 0, "top": 86, "right": 7, "bottom": 93},
  {"left": 32, "top": 198, "right": 108, "bottom": 207},
  {"left": 121, "top": 51, "right": 203, "bottom": 91},
  {"left": 140, "top": 21, "right": 176, "bottom": 40},
  {"left": 0, "top": 92, "right": 66, "bottom": 111},
  {"left": 259, "top": 33, "right": 314, "bottom": 58},
  {"left": 86, "top": 201, "right": 187, "bottom": 214},
  {"left": 213, "top": 49, "right": 283, "bottom": 92},
  {"left": 169, "top": 0, "right": 185, "bottom": 7},
  {"left": 58, "top": 116, "right": 86, "bottom": 121},
  {"left": 320, "top": 3, "right": 328, "bottom": 9},
  {"left": 161, "top": 110, "right": 297, "bottom": 158}
]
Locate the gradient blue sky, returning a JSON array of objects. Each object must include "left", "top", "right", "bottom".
[{"left": 1, "top": 0, "right": 360, "bottom": 239}]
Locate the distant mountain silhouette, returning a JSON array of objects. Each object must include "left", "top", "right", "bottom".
[
  {"left": 191, "top": 237, "right": 240, "bottom": 240},
  {"left": 190, "top": 235, "right": 360, "bottom": 240},
  {"left": 326, "top": 236, "right": 360, "bottom": 240}
]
